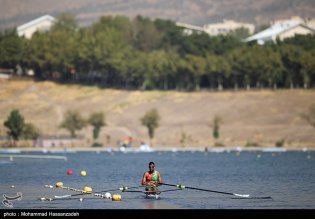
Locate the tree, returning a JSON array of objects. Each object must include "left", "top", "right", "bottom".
[
  {"left": 299, "top": 51, "right": 315, "bottom": 88},
  {"left": 53, "top": 13, "right": 78, "bottom": 32},
  {"left": 140, "top": 108, "right": 160, "bottom": 146},
  {"left": 88, "top": 112, "right": 106, "bottom": 140},
  {"left": 205, "top": 54, "right": 231, "bottom": 90},
  {"left": 212, "top": 115, "right": 223, "bottom": 139},
  {"left": 131, "top": 15, "right": 163, "bottom": 52},
  {"left": 0, "top": 29, "right": 25, "bottom": 69},
  {"left": 23, "top": 123, "right": 40, "bottom": 140},
  {"left": 186, "top": 54, "right": 206, "bottom": 90},
  {"left": 60, "top": 110, "right": 86, "bottom": 137},
  {"left": 228, "top": 27, "right": 250, "bottom": 39},
  {"left": 301, "top": 103, "right": 315, "bottom": 129},
  {"left": 4, "top": 110, "right": 25, "bottom": 141}
]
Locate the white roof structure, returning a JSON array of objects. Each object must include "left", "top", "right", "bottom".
[
  {"left": 175, "top": 22, "right": 206, "bottom": 35},
  {"left": 17, "top": 15, "right": 56, "bottom": 38},
  {"left": 244, "top": 18, "right": 315, "bottom": 45},
  {"left": 203, "top": 19, "right": 255, "bottom": 36}
]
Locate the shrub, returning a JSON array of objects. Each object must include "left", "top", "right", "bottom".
[
  {"left": 91, "top": 142, "right": 103, "bottom": 147},
  {"left": 275, "top": 139, "right": 285, "bottom": 147}
]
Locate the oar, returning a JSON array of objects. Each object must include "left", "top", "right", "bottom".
[
  {"left": 161, "top": 183, "right": 250, "bottom": 198},
  {"left": 54, "top": 185, "right": 144, "bottom": 199},
  {"left": 98, "top": 185, "right": 145, "bottom": 193}
]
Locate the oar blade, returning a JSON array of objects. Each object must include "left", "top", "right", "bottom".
[
  {"left": 54, "top": 195, "right": 71, "bottom": 199},
  {"left": 233, "top": 193, "right": 250, "bottom": 198}
]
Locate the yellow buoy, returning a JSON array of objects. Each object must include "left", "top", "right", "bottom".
[
  {"left": 80, "top": 170, "right": 87, "bottom": 176},
  {"left": 55, "top": 182, "right": 64, "bottom": 188},
  {"left": 83, "top": 186, "right": 92, "bottom": 193},
  {"left": 112, "top": 194, "right": 122, "bottom": 201}
]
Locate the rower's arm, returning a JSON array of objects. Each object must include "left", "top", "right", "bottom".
[
  {"left": 141, "top": 173, "right": 147, "bottom": 185},
  {"left": 157, "top": 172, "right": 163, "bottom": 185}
]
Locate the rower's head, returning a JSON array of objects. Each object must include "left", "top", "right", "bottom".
[{"left": 149, "top": 161, "right": 155, "bottom": 172}]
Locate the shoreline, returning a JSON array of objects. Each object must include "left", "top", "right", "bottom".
[{"left": 0, "top": 146, "right": 314, "bottom": 153}]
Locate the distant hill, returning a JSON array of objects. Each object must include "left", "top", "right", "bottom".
[
  {"left": 1, "top": 0, "right": 315, "bottom": 30},
  {"left": 0, "top": 80, "right": 314, "bottom": 149}
]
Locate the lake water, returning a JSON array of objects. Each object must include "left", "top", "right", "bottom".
[{"left": 0, "top": 150, "right": 314, "bottom": 209}]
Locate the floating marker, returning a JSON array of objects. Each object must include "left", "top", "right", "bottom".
[
  {"left": 83, "top": 186, "right": 92, "bottom": 193},
  {"left": 11, "top": 185, "right": 15, "bottom": 188},
  {"left": 67, "top": 169, "right": 73, "bottom": 175},
  {"left": 79, "top": 198, "right": 83, "bottom": 202},
  {"left": 56, "top": 182, "right": 64, "bottom": 188},
  {"left": 80, "top": 170, "right": 87, "bottom": 176},
  {"left": 105, "top": 192, "right": 112, "bottom": 199},
  {"left": 40, "top": 197, "right": 53, "bottom": 201},
  {"left": 112, "top": 194, "right": 122, "bottom": 201}
]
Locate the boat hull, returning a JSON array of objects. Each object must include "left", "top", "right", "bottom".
[{"left": 144, "top": 192, "right": 160, "bottom": 199}]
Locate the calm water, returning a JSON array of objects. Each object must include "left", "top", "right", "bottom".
[{"left": 0, "top": 150, "right": 314, "bottom": 209}]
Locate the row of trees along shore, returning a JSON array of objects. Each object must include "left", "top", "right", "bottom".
[
  {"left": 1, "top": 13, "right": 315, "bottom": 90},
  {"left": 2, "top": 108, "right": 162, "bottom": 147},
  {"left": 3, "top": 104, "right": 315, "bottom": 147}
]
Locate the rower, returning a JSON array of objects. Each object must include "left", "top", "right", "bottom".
[{"left": 141, "top": 161, "right": 163, "bottom": 194}]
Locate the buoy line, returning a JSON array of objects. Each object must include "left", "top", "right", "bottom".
[{"left": 41, "top": 184, "right": 114, "bottom": 201}]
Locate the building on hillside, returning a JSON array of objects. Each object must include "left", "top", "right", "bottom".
[
  {"left": 33, "top": 135, "right": 84, "bottom": 148},
  {"left": 0, "top": 68, "right": 14, "bottom": 80},
  {"left": 17, "top": 15, "right": 56, "bottom": 39},
  {"left": 305, "top": 18, "right": 315, "bottom": 30},
  {"left": 244, "top": 16, "right": 315, "bottom": 45},
  {"left": 175, "top": 22, "right": 206, "bottom": 35},
  {"left": 203, "top": 19, "right": 255, "bottom": 36},
  {"left": 176, "top": 19, "right": 255, "bottom": 37}
]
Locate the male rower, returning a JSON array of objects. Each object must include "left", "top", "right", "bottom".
[{"left": 141, "top": 161, "right": 163, "bottom": 194}]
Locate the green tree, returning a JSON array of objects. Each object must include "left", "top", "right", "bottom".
[
  {"left": 228, "top": 27, "right": 250, "bottom": 39},
  {"left": 299, "top": 50, "right": 315, "bottom": 88},
  {"left": 60, "top": 110, "right": 86, "bottom": 137},
  {"left": 212, "top": 115, "right": 223, "bottom": 139},
  {"left": 301, "top": 103, "right": 315, "bottom": 129},
  {"left": 53, "top": 13, "right": 78, "bottom": 32},
  {"left": 186, "top": 54, "right": 206, "bottom": 90},
  {"left": 0, "top": 29, "right": 26, "bottom": 69},
  {"left": 131, "top": 15, "right": 163, "bottom": 52},
  {"left": 140, "top": 108, "right": 160, "bottom": 146},
  {"left": 3, "top": 110, "right": 25, "bottom": 146},
  {"left": 23, "top": 123, "right": 40, "bottom": 140},
  {"left": 88, "top": 112, "right": 106, "bottom": 140},
  {"left": 205, "top": 54, "right": 231, "bottom": 90},
  {"left": 279, "top": 45, "right": 304, "bottom": 88}
]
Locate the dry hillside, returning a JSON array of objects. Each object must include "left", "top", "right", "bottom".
[
  {"left": 1, "top": 0, "right": 315, "bottom": 29},
  {"left": 0, "top": 80, "right": 315, "bottom": 149}
]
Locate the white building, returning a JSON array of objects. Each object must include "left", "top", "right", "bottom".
[
  {"left": 17, "top": 15, "right": 56, "bottom": 39},
  {"left": 175, "top": 22, "right": 206, "bottom": 35},
  {"left": 203, "top": 20, "right": 255, "bottom": 36},
  {"left": 176, "top": 20, "right": 255, "bottom": 37},
  {"left": 244, "top": 16, "right": 315, "bottom": 45}
]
